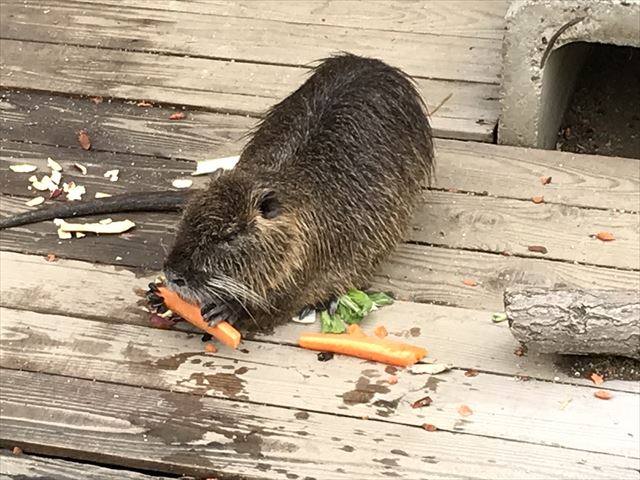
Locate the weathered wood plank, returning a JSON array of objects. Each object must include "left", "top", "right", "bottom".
[
  {"left": 3, "top": 370, "right": 637, "bottom": 480},
  {"left": 3, "top": 91, "right": 637, "bottom": 211},
  {"left": 2, "top": 181, "right": 637, "bottom": 270},
  {"left": 2, "top": 250, "right": 637, "bottom": 393},
  {"left": 2, "top": 134, "right": 638, "bottom": 269},
  {"left": 1, "top": 0, "right": 502, "bottom": 84},
  {"left": 373, "top": 243, "right": 640, "bottom": 311},
  {"left": 78, "top": 0, "right": 509, "bottom": 40},
  {"left": 2, "top": 195, "right": 638, "bottom": 311},
  {"left": 0, "top": 451, "right": 175, "bottom": 480},
  {"left": 2, "top": 307, "right": 638, "bottom": 457},
  {"left": 0, "top": 39, "right": 498, "bottom": 142},
  {"left": 413, "top": 191, "right": 640, "bottom": 270}
]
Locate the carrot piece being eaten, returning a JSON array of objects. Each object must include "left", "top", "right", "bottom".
[
  {"left": 299, "top": 330, "right": 427, "bottom": 367},
  {"left": 157, "top": 286, "right": 241, "bottom": 349}
]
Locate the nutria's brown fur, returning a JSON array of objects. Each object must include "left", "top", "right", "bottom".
[{"left": 163, "top": 53, "right": 434, "bottom": 331}]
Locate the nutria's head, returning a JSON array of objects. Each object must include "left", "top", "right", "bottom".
[{"left": 163, "top": 170, "right": 308, "bottom": 320}]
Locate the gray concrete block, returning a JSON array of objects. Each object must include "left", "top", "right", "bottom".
[{"left": 499, "top": 0, "right": 640, "bottom": 148}]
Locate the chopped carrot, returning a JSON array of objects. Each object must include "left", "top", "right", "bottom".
[
  {"left": 595, "top": 231, "right": 615, "bottom": 242},
  {"left": 205, "top": 343, "right": 217, "bottom": 353},
  {"left": 531, "top": 196, "right": 544, "bottom": 204},
  {"left": 157, "top": 286, "right": 241, "bottom": 349},
  {"left": 298, "top": 330, "right": 427, "bottom": 367},
  {"left": 594, "top": 390, "right": 612, "bottom": 400},
  {"left": 347, "top": 323, "right": 366, "bottom": 336},
  {"left": 463, "top": 278, "right": 478, "bottom": 287},
  {"left": 374, "top": 325, "right": 388, "bottom": 338},
  {"left": 590, "top": 373, "right": 604, "bottom": 385},
  {"left": 458, "top": 405, "right": 473, "bottom": 417},
  {"left": 388, "top": 375, "right": 398, "bottom": 385},
  {"left": 422, "top": 423, "right": 437, "bottom": 432}
]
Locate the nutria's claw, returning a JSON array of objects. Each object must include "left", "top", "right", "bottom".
[
  {"left": 201, "top": 301, "right": 243, "bottom": 327},
  {"left": 327, "top": 297, "right": 339, "bottom": 316},
  {"left": 298, "top": 305, "right": 315, "bottom": 319}
]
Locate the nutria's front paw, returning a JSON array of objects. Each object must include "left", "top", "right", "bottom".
[
  {"left": 313, "top": 296, "right": 339, "bottom": 316},
  {"left": 201, "top": 300, "right": 243, "bottom": 327}
]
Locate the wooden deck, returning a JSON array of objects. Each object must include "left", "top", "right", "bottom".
[{"left": 1, "top": 1, "right": 639, "bottom": 479}]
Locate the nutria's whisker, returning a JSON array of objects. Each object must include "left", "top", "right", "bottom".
[{"left": 207, "top": 276, "right": 270, "bottom": 312}]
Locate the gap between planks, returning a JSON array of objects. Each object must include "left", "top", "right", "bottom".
[{"left": 2, "top": 369, "right": 637, "bottom": 480}]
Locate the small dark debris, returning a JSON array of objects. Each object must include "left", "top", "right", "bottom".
[
  {"left": 528, "top": 245, "right": 548, "bottom": 254},
  {"left": 317, "top": 351, "right": 334, "bottom": 362},
  {"left": 464, "top": 368, "right": 479, "bottom": 377},
  {"left": 412, "top": 396, "right": 433, "bottom": 409},
  {"left": 514, "top": 345, "right": 528, "bottom": 357},
  {"left": 294, "top": 411, "right": 310, "bottom": 420}
]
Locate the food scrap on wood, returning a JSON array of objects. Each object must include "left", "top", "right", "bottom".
[
  {"left": 595, "top": 231, "right": 615, "bottom": 241},
  {"left": 73, "top": 163, "right": 88, "bottom": 175},
  {"left": 412, "top": 396, "right": 433, "bottom": 409},
  {"left": 25, "top": 196, "right": 45, "bottom": 207},
  {"left": 104, "top": 169, "right": 120, "bottom": 182},
  {"left": 78, "top": 129, "right": 91, "bottom": 150},
  {"left": 374, "top": 325, "right": 388, "bottom": 338},
  {"left": 53, "top": 218, "right": 136, "bottom": 235},
  {"left": 594, "top": 390, "right": 612, "bottom": 400},
  {"left": 47, "top": 157, "right": 62, "bottom": 172},
  {"left": 169, "top": 111, "right": 186, "bottom": 120},
  {"left": 422, "top": 423, "right": 437, "bottom": 432},
  {"left": 409, "top": 363, "right": 452, "bottom": 375},
  {"left": 528, "top": 245, "right": 548, "bottom": 254},
  {"left": 298, "top": 327, "right": 427, "bottom": 367},
  {"left": 172, "top": 179, "right": 193, "bottom": 189},
  {"left": 591, "top": 373, "right": 604, "bottom": 385},
  {"left": 492, "top": 312, "right": 508, "bottom": 323},
  {"left": 540, "top": 176, "right": 552, "bottom": 185},
  {"left": 463, "top": 278, "right": 478, "bottom": 287},
  {"left": 457, "top": 405, "right": 473, "bottom": 417},
  {"left": 10, "top": 163, "right": 38, "bottom": 173}
]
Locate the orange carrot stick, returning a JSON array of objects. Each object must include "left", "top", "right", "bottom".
[
  {"left": 157, "top": 286, "right": 241, "bottom": 349},
  {"left": 299, "top": 331, "right": 427, "bottom": 367}
]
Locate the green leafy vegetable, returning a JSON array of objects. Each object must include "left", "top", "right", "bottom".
[
  {"left": 319, "top": 289, "right": 395, "bottom": 333},
  {"left": 492, "top": 312, "right": 508, "bottom": 323}
]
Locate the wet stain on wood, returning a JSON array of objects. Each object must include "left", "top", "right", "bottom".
[
  {"left": 341, "top": 376, "right": 390, "bottom": 405},
  {"left": 178, "top": 372, "right": 248, "bottom": 399}
]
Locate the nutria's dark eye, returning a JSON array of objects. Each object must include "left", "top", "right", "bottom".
[{"left": 258, "top": 190, "right": 281, "bottom": 219}]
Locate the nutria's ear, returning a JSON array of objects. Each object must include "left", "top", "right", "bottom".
[{"left": 258, "top": 190, "right": 281, "bottom": 219}]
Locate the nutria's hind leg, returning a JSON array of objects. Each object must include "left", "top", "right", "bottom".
[{"left": 201, "top": 300, "right": 244, "bottom": 327}]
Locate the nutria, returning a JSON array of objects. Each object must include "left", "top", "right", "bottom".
[
  {"left": 1, "top": 53, "right": 434, "bottom": 330},
  {"left": 163, "top": 53, "right": 434, "bottom": 330}
]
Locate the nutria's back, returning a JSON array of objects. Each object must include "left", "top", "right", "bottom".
[{"left": 163, "top": 53, "right": 434, "bottom": 331}]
